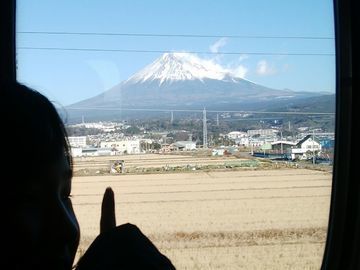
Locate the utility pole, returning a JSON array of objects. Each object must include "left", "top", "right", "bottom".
[
  {"left": 288, "top": 120, "right": 294, "bottom": 140},
  {"left": 312, "top": 130, "right": 316, "bottom": 164},
  {"left": 203, "top": 108, "right": 208, "bottom": 149},
  {"left": 280, "top": 130, "right": 283, "bottom": 154},
  {"left": 250, "top": 137, "right": 254, "bottom": 155}
]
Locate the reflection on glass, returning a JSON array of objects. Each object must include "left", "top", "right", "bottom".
[{"left": 17, "top": 1, "right": 335, "bottom": 268}]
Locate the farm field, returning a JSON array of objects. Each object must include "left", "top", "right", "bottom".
[
  {"left": 71, "top": 168, "right": 332, "bottom": 269},
  {"left": 72, "top": 153, "right": 251, "bottom": 175}
]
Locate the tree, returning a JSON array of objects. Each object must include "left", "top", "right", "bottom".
[
  {"left": 125, "top": 126, "right": 141, "bottom": 135},
  {"left": 152, "top": 142, "right": 161, "bottom": 150},
  {"left": 174, "top": 131, "right": 189, "bottom": 141}
]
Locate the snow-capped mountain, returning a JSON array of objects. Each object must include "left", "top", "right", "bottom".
[
  {"left": 127, "top": 52, "right": 242, "bottom": 84},
  {"left": 69, "top": 53, "right": 321, "bottom": 114}
]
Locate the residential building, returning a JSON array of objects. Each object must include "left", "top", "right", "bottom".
[
  {"left": 271, "top": 140, "right": 297, "bottom": 152},
  {"left": 68, "top": 136, "right": 87, "bottom": 148},
  {"left": 172, "top": 141, "right": 196, "bottom": 151},
  {"left": 100, "top": 140, "right": 140, "bottom": 154},
  {"left": 247, "top": 129, "right": 277, "bottom": 137},
  {"left": 227, "top": 131, "right": 247, "bottom": 140},
  {"left": 289, "top": 135, "right": 322, "bottom": 160},
  {"left": 235, "top": 137, "right": 249, "bottom": 146},
  {"left": 212, "top": 149, "right": 225, "bottom": 156}
]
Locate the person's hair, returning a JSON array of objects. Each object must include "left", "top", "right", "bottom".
[{"left": 0, "top": 82, "right": 72, "bottom": 179}]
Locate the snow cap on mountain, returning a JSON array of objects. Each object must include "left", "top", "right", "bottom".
[{"left": 127, "top": 52, "right": 246, "bottom": 84}]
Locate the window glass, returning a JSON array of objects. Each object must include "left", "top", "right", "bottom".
[{"left": 17, "top": 1, "right": 335, "bottom": 268}]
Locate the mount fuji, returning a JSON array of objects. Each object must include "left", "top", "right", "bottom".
[{"left": 68, "top": 53, "right": 323, "bottom": 116}]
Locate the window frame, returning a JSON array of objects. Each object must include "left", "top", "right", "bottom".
[
  {"left": 0, "top": 0, "right": 358, "bottom": 268},
  {"left": 321, "top": 0, "right": 358, "bottom": 269}
]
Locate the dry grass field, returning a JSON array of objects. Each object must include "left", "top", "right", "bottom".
[
  {"left": 71, "top": 159, "right": 332, "bottom": 269},
  {"left": 72, "top": 153, "right": 256, "bottom": 175}
]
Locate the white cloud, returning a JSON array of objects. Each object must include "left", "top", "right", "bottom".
[
  {"left": 238, "top": 54, "right": 249, "bottom": 62},
  {"left": 162, "top": 52, "right": 248, "bottom": 80},
  {"left": 171, "top": 52, "right": 248, "bottom": 79},
  {"left": 207, "top": 39, "right": 248, "bottom": 79},
  {"left": 225, "top": 54, "right": 249, "bottom": 78},
  {"left": 209, "top": 38, "right": 228, "bottom": 53},
  {"left": 256, "top": 60, "right": 276, "bottom": 75},
  {"left": 230, "top": 65, "right": 248, "bottom": 78}
]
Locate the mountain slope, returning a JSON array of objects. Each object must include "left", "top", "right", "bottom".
[
  {"left": 70, "top": 53, "right": 320, "bottom": 110},
  {"left": 265, "top": 94, "right": 336, "bottom": 113},
  {"left": 128, "top": 52, "right": 231, "bottom": 83}
]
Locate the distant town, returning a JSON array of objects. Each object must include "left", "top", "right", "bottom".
[{"left": 66, "top": 111, "right": 334, "bottom": 164}]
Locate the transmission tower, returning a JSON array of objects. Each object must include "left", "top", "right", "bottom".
[{"left": 203, "top": 108, "right": 208, "bottom": 148}]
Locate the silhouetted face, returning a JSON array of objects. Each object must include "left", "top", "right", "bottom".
[{"left": 9, "top": 153, "right": 80, "bottom": 270}]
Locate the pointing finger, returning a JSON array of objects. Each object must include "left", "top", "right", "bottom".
[{"left": 100, "top": 187, "right": 116, "bottom": 233}]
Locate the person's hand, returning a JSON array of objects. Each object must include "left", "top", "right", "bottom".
[
  {"left": 100, "top": 187, "right": 116, "bottom": 234},
  {"left": 75, "top": 187, "right": 175, "bottom": 270}
]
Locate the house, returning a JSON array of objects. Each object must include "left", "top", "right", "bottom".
[
  {"left": 100, "top": 140, "right": 140, "bottom": 154},
  {"left": 81, "top": 147, "right": 99, "bottom": 156},
  {"left": 97, "top": 147, "right": 114, "bottom": 156},
  {"left": 235, "top": 137, "right": 249, "bottom": 146},
  {"left": 288, "top": 135, "right": 322, "bottom": 160},
  {"left": 212, "top": 148, "right": 225, "bottom": 156},
  {"left": 271, "top": 140, "right": 297, "bottom": 152},
  {"left": 68, "top": 136, "right": 87, "bottom": 148},
  {"left": 160, "top": 143, "right": 175, "bottom": 153},
  {"left": 71, "top": 146, "right": 115, "bottom": 157},
  {"left": 247, "top": 129, "right": 277, "bottom": 137},
  {"left": 172, "top": 141, "right": 196, "bottom": 151},
  {"left": 227, "top": 131, "right": 247, "bottom": 140}
]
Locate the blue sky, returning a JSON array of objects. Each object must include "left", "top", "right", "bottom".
[{"left": 17, "top": 0, "right": 335, "bottom": 106}]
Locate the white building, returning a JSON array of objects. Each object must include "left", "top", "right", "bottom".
[
  {"left": 247, "top": 129, "right": 277, "bottom": 137},
  {"left": 100, "top": 140, "right": 140, "bottom": 154},
  {"left": 289, "top": 135, "right": 322, "bottom": 160},
  {"left": 227, "top": 131, "right": 247, "bottom": 140},
  {"left": 235, "top": 137, "right": 250, "bottom": 146},
  {"left": 296, "top": 135, "right": 322, "bottom": 151},
  {"left": 70, "top": 147, "right": 116, "bottom": 157},
  {"left": 172, "top": 141, "right": 196, "bottom": 151},
  {"left": 68, "top": 121, "right": 124, "bottom": 132},
  {"left": 71, "top": 147, "right": 83, "bottom": 157},
  {"left": 212, "top": 148, "right": 225, "bottom": 156},
  {"left": 68, "top": 136, "right": 87, "bottom": 148},
  {"left": 271, "top": 140, "right": 297, "bottom": 151}
]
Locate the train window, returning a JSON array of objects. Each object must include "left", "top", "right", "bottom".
[{"left": 16, "top": 1, "right": 335, "bottom": 268}]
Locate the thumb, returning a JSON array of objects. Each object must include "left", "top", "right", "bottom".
[{"left": 100, "top": 187, "right": 116, "bottom": 234}]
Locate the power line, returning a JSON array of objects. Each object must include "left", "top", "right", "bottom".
[
  {"left": 222, "top": 118, "right": 283, "bottom": 122},
  {"left": 66, "top": 106, "right": 335, "bottom": 115},
  {"left": 18, "top": 47, "right": 335, "bottom": 56},
  {"left": 17, "top": 31, "right": 334, "bottom": 40}
]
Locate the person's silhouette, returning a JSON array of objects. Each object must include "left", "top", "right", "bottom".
[
  {"left": 76, "top": 187, "right": 175, "bottom": 270},
  {"left": 1, "top": 82, "right": 175, "bottom": 270}
]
